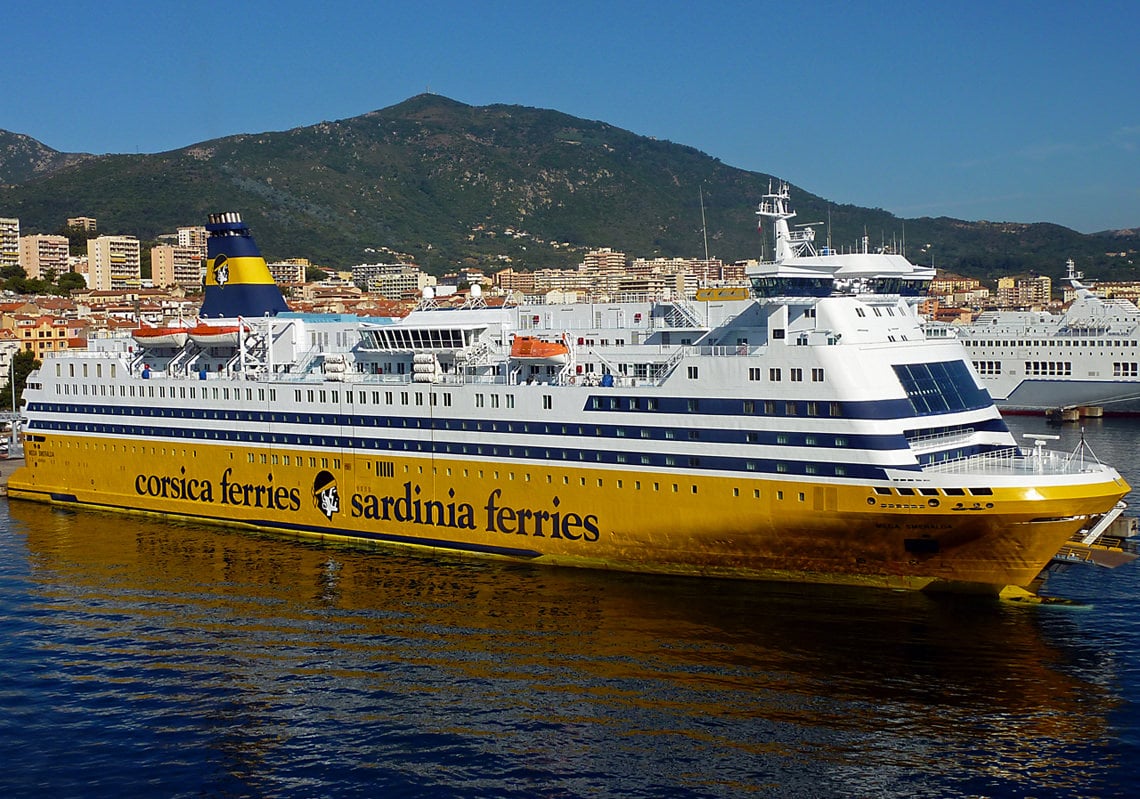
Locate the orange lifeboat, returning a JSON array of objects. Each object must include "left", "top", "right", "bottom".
[
  {"left": 510, "top": 335, "right": 570, "bottom": 365},
  {"left": 131, "top": 326, "right": 190, "bottom": 348},
  {"left": 188, "top": 323, "right": 246, "bottom": 348}
]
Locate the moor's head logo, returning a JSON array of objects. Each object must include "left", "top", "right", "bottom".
[
  {"left": 213, "top": 254, "right": 230, "bottom": 287},
  {"left": 313, "top": 470, "right": 340, "bottom": 520}
]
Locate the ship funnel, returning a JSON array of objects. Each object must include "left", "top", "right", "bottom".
[{"left": 199, "top": 212, "right": 290, "bottom": 318}]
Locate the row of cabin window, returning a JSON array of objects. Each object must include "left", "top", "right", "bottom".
[
  {"left": 975, "top": 339, "right": 1138, "bottom": 348},
  {"left": 745, "top": 367, "right": 825, "bottom": 382},
  {"left": 57, "top": 383, "right": 279, "bottom": 402},
  {"left": 61, "top": 362, "right": 116, "bottom": 379},
  {"left": 246, "top": 452, "right": 342, "bottom": 469}
]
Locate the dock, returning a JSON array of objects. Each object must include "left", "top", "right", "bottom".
[
  {"left": 0, "top": 457, "right": 23, "bottom": 496},
  {"left": 1048, "top": 405, "right": 1104, "bottom": 424}
]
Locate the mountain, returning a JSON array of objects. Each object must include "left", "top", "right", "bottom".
[
  {"left": 1, "top": 95, "right": 1138, "bottom": 280},
  {"left": 0, "top": 130, "right": 97, "bottom": 185}
]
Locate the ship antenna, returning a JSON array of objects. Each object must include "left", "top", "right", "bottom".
[{"left": 700, "top": 185, "right": 710, "bottom": 262}]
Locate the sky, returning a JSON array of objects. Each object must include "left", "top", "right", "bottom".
[{"left": 4, "top": 0, "right": 1138, "bottom": 233}]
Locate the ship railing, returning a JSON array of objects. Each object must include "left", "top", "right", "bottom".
[
  {"left": 293, "top": 346, "right": 324, "bottom": 375},
  {"left": 923, "top": 446, "right": 1106, "bottom": 476},
  {"left": 906, "top": 428, "right": 976, "bottom": 451}
]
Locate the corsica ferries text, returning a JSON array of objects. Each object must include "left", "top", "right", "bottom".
[
  {"left": 134, "top": 467, "right": 301, "bottom": 510},
  {"left": 134, "top": 470, "right": 601, "bottom": 542}
]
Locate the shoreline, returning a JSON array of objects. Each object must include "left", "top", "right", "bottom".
[{"left": 0, "top": 457, "right": 23, "bottom": 496}]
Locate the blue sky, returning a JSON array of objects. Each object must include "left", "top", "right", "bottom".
[{"left": 4, "top": 0, "right": 1138, "bottom": 233}]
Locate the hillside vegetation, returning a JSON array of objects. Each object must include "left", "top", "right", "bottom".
[{"left": 2, "top": 95, "right": 1137, "bottom": 281}]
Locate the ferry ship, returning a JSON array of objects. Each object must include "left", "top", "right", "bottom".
[
  {"left": 947, "top": 261, "right": 1140, "bottom": 414},
  {"left": 7, "top": 188, "right": 1132, "bottom": 599}
]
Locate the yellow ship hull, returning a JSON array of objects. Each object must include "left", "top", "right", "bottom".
[{"left": 8, "top": 432, "right": 1129, "bottom": 596}]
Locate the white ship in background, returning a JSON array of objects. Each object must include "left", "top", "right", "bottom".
[{"left": 948, "top": 260, "right": 1140, "bottom": 414}]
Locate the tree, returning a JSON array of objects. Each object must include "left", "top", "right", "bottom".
[
  {"left": 1, "top": 349, "right": 40, "bottom": 414},
  {"left": 56, "top": 272, "right": 88, "bottom": 293}
]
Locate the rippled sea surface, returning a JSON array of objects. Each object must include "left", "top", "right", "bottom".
[{"left": 3, "top": 417, "right": 1140, "bottom": 798}]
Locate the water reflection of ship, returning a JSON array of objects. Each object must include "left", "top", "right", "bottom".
[{"left": 12, "top": 499, "right": 1116, "bottom": 791}]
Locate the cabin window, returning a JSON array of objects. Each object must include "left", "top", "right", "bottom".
[
  {"left": 812, "top": 368, "right": 824, "bottom": 382},
  {"left": 770, "top": 368, "right": 781, "bottom": 381},
  {"left": 687, "top": 366, "right": 699, "bottom": 379},
  {"left": 543, "top": 395, "right": 552, "bottom": 410},
  {"left": 791, "top": 368, "right": 803, "bottom": 382}
]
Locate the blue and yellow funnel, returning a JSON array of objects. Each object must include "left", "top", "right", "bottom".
[{"left": 199, "top": 212, "right": 290, "bottom": 318}]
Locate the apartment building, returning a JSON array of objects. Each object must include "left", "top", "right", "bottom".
[
  {"left": 66, "top": 216, "right": 97, "bottom": 233},
  {"left": 0, "top": 218, "right": 19, "bottom": 271},
  {"left": 177, "top": 225, "right": 208, "bottom": 258},
  {"left": 19, "top": 234, "right": 70, "bottom": 279},
  {"left": 267, "top": 259, "right": 308, "bottom": 285},
  {"left": 996, "top": 275, "right": 1052, "bottom": 308},
  {"left": 151, "top": 244, "right": 204, "bottom": 290},
  {"left": 87, "top": 235, "right": 141, "bottom": 291}
]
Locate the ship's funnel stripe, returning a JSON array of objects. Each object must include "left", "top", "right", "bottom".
[
  {"left": 205, "top": 255, "right": 277, "bottom": 287},
  {"left": 206, "top": 235, "right": 262, "bottom": 260},
  {"left": 200, "top": 285, "right": 288, "bottom": 318}
]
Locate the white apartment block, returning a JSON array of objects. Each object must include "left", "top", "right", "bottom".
[
  {"left": 19, "top": 234, "right": 70, "bottom": 279},
  {"left": 267, "top": 260, "right": 307, "bottom": 285},
  {"left": 177, "top": 226, "right": 208, "bottom": 258},
  {"left": 0, "top": 218, "right": 19, "bottom": 271},
  {"left": 351, "top": 263, "right": 435, "bottom": 299},
  {"left": 151, "top": 244, "right": 204, "bottom": 290},
  {"left": 87, "top": 235, "right": 141, "bottom": 291}
]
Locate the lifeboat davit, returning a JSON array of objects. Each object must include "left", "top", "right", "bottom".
[
  {"left": 188, "top": 323, "right": 245, "bottom": 348},
  {"left": 510, "top": 335, "right": 570, "bottom": 365},
  {"left": 131, "top": 326, "right": 189, "bottom": 348}
]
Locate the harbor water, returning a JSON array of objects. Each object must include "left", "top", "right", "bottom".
[{"left": 2, "top": 416, "right": 1140, "bottom": 798}]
